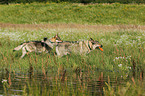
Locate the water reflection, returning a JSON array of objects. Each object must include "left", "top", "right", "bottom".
[{"left": 0, "top": 68, "right": 144, "bottom": 95}]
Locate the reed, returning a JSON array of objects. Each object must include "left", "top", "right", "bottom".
[{"left": 0, "top": 25, "right": 144, "bottom": 95}]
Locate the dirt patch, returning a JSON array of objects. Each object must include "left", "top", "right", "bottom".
[{"left": 0, "top": 23, "right": 145, "bottom": 31}]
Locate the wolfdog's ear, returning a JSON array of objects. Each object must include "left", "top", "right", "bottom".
[
  {"left": 55, "top": 33, "right": 62, "bottom": 40},
  {"left": 90, "top": 38, "right": 94, "bottom": 41},
  {"left": 55, "top": 33, "right": 58, "bottom": 37},
  {"left": 43, "top": 37, "right": 48, "bottom": 41}
]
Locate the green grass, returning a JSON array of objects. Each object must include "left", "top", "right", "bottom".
[
  {"left": 0, "top": 2, "right": 145, "bottom": 95},
  {"left": 0, "top": 27, "right": 144, "bottom": 76},
  {"left": 0, "top": 2, "right": 145, "bottom": 25},
  {"left": 0, "top": 27, "right": 144, "bottom": 95}
]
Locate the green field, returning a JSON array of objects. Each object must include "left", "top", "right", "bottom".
[
  {"left": 0, "top": 2, "right": 145, "bottom": 25},
  {"left": 0, "top": 3, "right": 145, "bottom": 96},
  {"left": 1, "top": 26, "right": 145, "bottom": 95}
]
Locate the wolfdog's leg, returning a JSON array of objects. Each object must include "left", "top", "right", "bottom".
[
  {"left": 56, "top": 47, "right": 60, "bottom": 55},
  {"left": 79, "top": 41, "right": 83, "bottom": 54},
  {"left": 21, "top": 47, "right": 27, "bottom": 58},
  {"left": 56, "top": 46, "right": 62, "bottom": 57}
]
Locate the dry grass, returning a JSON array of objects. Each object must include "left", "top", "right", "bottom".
[{"left": 0, "top": 23, "right": 145, "bottom": 32}]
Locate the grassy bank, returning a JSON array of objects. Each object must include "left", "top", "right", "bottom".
[
  {"left": 0, "top": 26, "right": 145, "bottom": 95},
  {"left": 0, "top": 2, "right": 145, "bottom": 95},
  {"left": 0, "top": 3, "right": 145, "bottom": 25},
  {"left": 0, "top": 27, "right": 144, "bottom": 76}
]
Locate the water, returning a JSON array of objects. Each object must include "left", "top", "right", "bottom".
[{"left": 0, "top": 68, "right": 144, "bottom": 96}]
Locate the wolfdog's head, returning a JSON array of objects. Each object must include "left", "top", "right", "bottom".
[
  {"left": 89, "top": 38, "right": 103, "bottom": 51},
  {"left": 42, "top": 34, "right": 63, "bottom": 43},
  {"left": 50, "top": 34, "right": 63, "bottom": 42},
  {"left": 42, "top": 34, "right": 63, "bottom": 49}
]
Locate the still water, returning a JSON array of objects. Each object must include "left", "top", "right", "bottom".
[{"left": 0, "top": 68, "right": 144, "bottom": 96}]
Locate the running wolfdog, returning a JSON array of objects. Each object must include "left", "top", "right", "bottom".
[
  {"left": 55, "top": 38, "right": 103, "bottom": 57},
  {"left": 13, "top": 34, "right": 62, "bottom": 58}
]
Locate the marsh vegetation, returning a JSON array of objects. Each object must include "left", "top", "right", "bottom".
[{"left": 0, "top": 3, "right": 145, "bottom": 96}]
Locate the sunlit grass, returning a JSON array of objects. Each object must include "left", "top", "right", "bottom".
[
  {"left": 0, "top": 26, "right": 145, "bottom": 95},
  {"left": 0, "top": 2, "right": 145, "bottom": 95},
  {"left": 0, "top": 27, "right": 144, "bottom": 75},
  {"left": 0, "top": 3, "right": 145, "bottom": 25}
]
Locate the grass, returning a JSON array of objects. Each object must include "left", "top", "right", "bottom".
[
  {"left": 0, "top": 25, "right": 145, "bottom": 95},
  {"left": 0, "top": 2, "right": 145, "bottom": 25},
  {"left": 0, "top": 2, "right": 145, "bottom": 95},
  {"left": 1, "top": 27, "right": 144, "bottom": 72},
  {"left": 103, "top": 79, "right": 145, "bottom": 96}
]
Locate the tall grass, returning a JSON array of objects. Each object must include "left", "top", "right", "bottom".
[
  {"left": 0, "top": 3, "right": 145, "bottom": 25},
  {"left": 0, "top": 3, "right": 145, "bottom": 95},
  {"left": 0, "top": 26, "right": 144, "bottom": 75},
  {"left": 0, "top": 26, "right": 145, "bottom": 95},
  {"left": 103, "top": 78, "right": 145, "bottom": 96}
]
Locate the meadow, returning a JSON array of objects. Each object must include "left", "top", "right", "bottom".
[
  {"left": 0, "top": 2, "right": 145, "bottom": 96},
  {"left": 0, "top": 25, "right": 145, "bottom": 95},
  {"left": 0, "top": 2, "right": 145, "bottom": 25}
]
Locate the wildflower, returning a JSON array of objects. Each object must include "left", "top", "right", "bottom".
[
  {"left": 113, "top": 56, "right": 124, "bottom": 61},
  {"left": 113, "top": 56, "right": 131, "bottom": 61},
  {"left": 118, "top": 64, "right": 122, "bottom": 67},
  {"left": 127, "top": 66, "right": 131, "bottom": 69},
  {"left": 2, "top": 79, "right": 7, "bottom": 83},
  {"left": 126, "top": 56, "right": 131, "bottom": 59}
]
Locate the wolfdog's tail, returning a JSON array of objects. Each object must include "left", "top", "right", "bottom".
[{"left": 13, "top": 43, "right": 26, "bottom": 52}]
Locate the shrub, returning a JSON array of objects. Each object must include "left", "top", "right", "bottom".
[{"left": 0, "top": 0, "right": 145, "bottom": 4}]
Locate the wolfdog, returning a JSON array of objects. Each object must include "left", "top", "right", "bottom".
[
  {"left": 55, "top": 38, "right": 103, "bottom": 57},
  {"left": 13, "top": 34, "right": 62, "bottom": 58}
]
